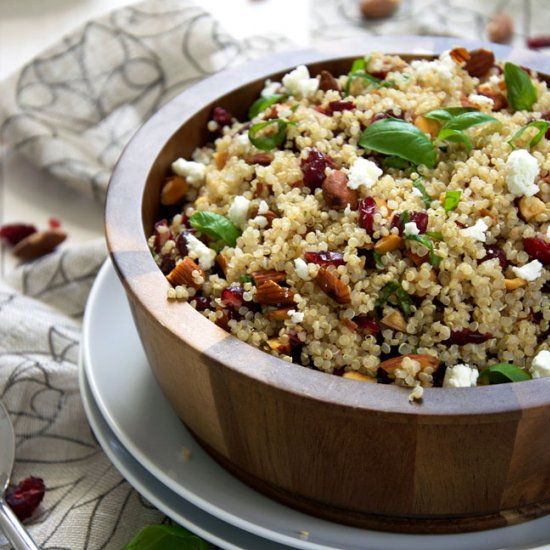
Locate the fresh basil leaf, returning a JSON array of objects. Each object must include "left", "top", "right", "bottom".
[
  {"left": 375, "top": 281, "right": 400, "bottom": 308},
  {"left": 350, "top": 58, "right": 366, "bottom": 73},
  {"left": 444, "top": 190, "right": 462, "bottom": 213},
  {"left": 240, "top": 274, "right": 254, "bottom": 284},
  {"left": 478, "top": 363, "right": 532, "bottom": 385},
  {"left": 443, "top": 111, "right": 498, "bottom": 132},
  {"left": 122, "top": 524, "right": 209, "bottom": 550},
  {"left": 248, "top": 94, "right": 286, "bottom": 119},
  {"left": 424, "top": 107, "right": 478, "bottom": 122},
  {"left": 373, "top": 251, "right": 384, "bottom": 268},
  {"left": 190, "top": 211, "right": 241, "bottom": 247},
  {"left": 359, "top": 119, "right": 437, "bottom": 168},
  {"left": 426, "top": 231, "right": 444, "bottom": 241},
  {"left": 437, "top": 128, "right": 472, "bottom": 151},
  {"left": 508, "top": 120, "right": 549, "bottom": 149},
  {"left": 376, "top": 281, "right": 413, "bottom": 316},
  {"left": 504, "top": 62, "right": 538, "bottom": 111},
  {"left": 345, "top": 71, "right": 384, "bottom": 96},
  {"left": 395, "top": 286, "right": 414, "bottom": 316},
  {"left": 248, "top": 119, "right": 288, "bottom": 151},
  {"left": 413, "top": 178, "right": 432, "bottom": 207},
  {"left": 405, "top": 234, "right": 442, "bottom": 267},
  {"left": 383, "top": 156, "right": 410, "bottom": 169}
]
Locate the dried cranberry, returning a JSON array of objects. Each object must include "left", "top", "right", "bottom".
[
  {"left": 300, "top": 149, "right": 336, "bottom": 191},
  {"left": 369, "top": 70, "right": 389, "bottom": 80},
  {"left": 212, "top": 106, "right": 233, "bottom": 129},
  {"left": 353, "top": 316, "right": 381, "bottom": 335},
  {"left": 523, "top": 238, "right": 550, "bottom": 265},
  {"left": 358, "top": 197, "right": 378, "bottom": 235},
  {"left": 326, "top": 101, "right": 355, "bottom": 115},
  {"left": 194, "top": 295, "right": 211, "bottom": 311},
  {"left": 159, "top": 256, "right": 176, "bottom": 275},
  {"left": 444, "top": 330, "right": 492, "bottom": 346},
  {"left": 288, "top": 330, "right": 304, "bottom": 363},
  {"left": 221, "top": 285, "right": 246, "bottom": 311},
  {"left": 391, "top": 211, "right": 428, "bottom": 234},
  {"left": 5, "top": 476, "right": 45, "bottom": 521},
  {"left": 304, "top": 251, "right": 345, "bottom": 266},
  {"left": 176, "top": 232, "right": 189, "bottom": 257},
  {"left": 480, "top": 244, "right": 509, "bottom": 270},
  {"left": 0, "top": 223, "right": 37, "bottom": 247}
]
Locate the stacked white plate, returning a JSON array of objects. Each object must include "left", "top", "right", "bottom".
[{"left": 80, "top": 260, "right": 550, "bottom": 550}]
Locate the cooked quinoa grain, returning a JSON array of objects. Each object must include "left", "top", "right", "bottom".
[{"left": 150, "top": 49, "right": 550, "bottom": 391}]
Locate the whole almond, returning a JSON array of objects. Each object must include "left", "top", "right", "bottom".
[
  {"left": 166, "top": 257, "right": 204, "bottom": 288},
  {"left": 464, "top": 48, "right": 495, "bottom": 78},
  {"left": 12, "top": 229, "right": 66, "bottom": 261},
  {"left": 379, "top": 354, "right": 439, "bottom": 374},
  {"left": 487, "top": 11, "right": 513, "bottom": 44},
  {"left": 322, "top": 170, "right": 358, "bottom": 210},
  {"left": 318, "top": 70, "right": 340, "bottom": 92},
  {"left": 251, "top": 269, "right": 287, "bottom": 285},
  {"left": 255, "top": 280, "right": 295, "bottom": 306},
  {"left": 359, "top": 0, "right": 400, "bottom": 19},
  {"left": 315, "top": 267, "right": 351, "bottom": 304}
]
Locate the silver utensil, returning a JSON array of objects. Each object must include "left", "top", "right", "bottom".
[{"left": 0, "top": 400, "right": 40, "bottom": 550}]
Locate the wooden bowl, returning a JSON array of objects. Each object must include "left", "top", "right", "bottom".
[{"left": 105, "top": 36, "right": 550, "bottom": 534}]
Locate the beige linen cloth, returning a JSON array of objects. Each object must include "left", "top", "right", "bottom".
[{"left": 0, "top": 0, "right": 548, "bottom": 548}]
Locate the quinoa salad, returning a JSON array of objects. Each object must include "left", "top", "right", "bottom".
[{"left": 149, "top": 47, "right": 550, "bottom": 399}]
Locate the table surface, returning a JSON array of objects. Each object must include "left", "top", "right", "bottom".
[{"left": 0, "top": 0, "right": 310, "bottom": 277}]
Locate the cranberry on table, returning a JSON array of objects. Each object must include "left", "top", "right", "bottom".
[
  {"left": 523, "top": 238, "right": 550, "bottom": 265},
  {"left": 304, "top": 251, "right": 345, "bottom": 267},
  {"left": 0, "top": 223, "right": 37, "bottom": 247},
  {"left": 5, "top": 476, "right": 45, "bottom": 521}
]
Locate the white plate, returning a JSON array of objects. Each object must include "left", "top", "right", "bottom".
[
  {"left": 78, "top": 359, "right": 290, "bottom": 550},
  {"left": 82, "top": 259, "right": 550, "bottom": 550}
]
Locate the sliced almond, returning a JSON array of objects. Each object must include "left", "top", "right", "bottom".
[
  {"left": 266, "top": 337, "right": 291, "bottom": 355},
  {"left": 265, "top": 307, "right": 294, "bottom": 321},
  {"left": 315, "top": 267, "right": 351, "bottom": 304},
  {"left": 248, "top": 153, "right": 274, "bottom": 166},
  {"left": 160, "top": 176, "right": 189, "bottom": 206},
  {"left": 519, "top": 196, "right": 546, "bottom": 221},
  {"left": 251, "top": 269, "right": 287, "bottom": 285},
  {"left": 12, "top": 229, "right": 67, "bottom": 261},
  {"left": 343, "top": 371, "right": 377, "bottom": 382},
  {"left": 504, "top": 277, "right": 528, "bottom": 291},
  {"left": 255, "top": 280, "right": 295, "bottom": 305},
  {"left": 374, "top": 234, "right": 403, "bottom": 254},
  {"left": 449, "top": 47, "right": 470, "bottom": 65},
  {"left": 380, "top": 309, "right": 408, "bottom": 332},
  {"left": 166, "top": 258, "right": 204, "bottom": 289},
  {"left": 379, "top": 354, "right": 439, "bottom": 375},
  {"left": 464, "top": 48, "right": 495, "bottom": 78}
]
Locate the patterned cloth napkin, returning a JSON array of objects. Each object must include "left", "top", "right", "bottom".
[{"left": 0, "top": 0, "right": 548, "bottom": 548}]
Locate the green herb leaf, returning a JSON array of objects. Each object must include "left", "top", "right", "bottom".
[
  {"left": 359, "top": 119, "right": 437, "bottom": 168},
  {"left": 344, "top": 57, "right": 394, "bottom": 95},
  {"left": 405, "top": 234, "right": 442, "bottom": 268},
  {"left": 442, "top": 111, "right": 498, "bottom": 132},
  {"left": 373, "top": 251, "right": 384, "bottom": 268},
  {"left": 436, "top": 128, "right": 473, "bottom": 151},
  {"left": 383, "top": 156, "right": 410, "bottom": 169},
  {"left": 240, "top": 274, "right": 253, "bottom": 284},
  {"left": 375, "top": 281, "right": 400, "bottom": 307},
  {"left": 190, "top": 211, "right": 241, "bottom": 247},
  {"left": 376, "top": 281, "right": 413, "bottom": 316},
  {"left": 504, "top": 62, "right": 538, "bottom": 111},
  {"left": 443, "top": 190, "right": 462, "bottom": 213},
  {"left": 412, "top": 178, "right": 432, "bottom": 207},
  {"left": 399, "top": 210, "right": 411, "bottom": 226},
  {"left": 508, "top": 120, "right": 549, "bottom": 149},
  {"left": 248, "top": 119, "right": 289, "bottom": 151},
  {"left": 248, "top": 94, "right": 287, "bottom": 119},
  {"left": 424, "top": 107, "right": 478, "bottom": 122},
  {"left": 478, "top": 363, "right": 532, "bottom": 385},
  {"left": 122, "top": 524, "right": 209, "bottom": 550},
  {"left": 426, "top": 231, "right": 444, "bottom": 241}
]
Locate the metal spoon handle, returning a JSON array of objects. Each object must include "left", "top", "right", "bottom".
[{"left": 0, "top": 497, "right": 39, "bottom": 550}]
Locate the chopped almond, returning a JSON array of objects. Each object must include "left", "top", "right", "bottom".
[
  {"left": 217, "top": 254, "right": 229, "bottom": 276},
  {"left": 167, "top": 258, "right": 204, "bottom": 289},
  {"left": 477, "top": 85, "right": 508, "bottom": 111},
  {"left": 504, "top": 277, "right": 528, "bottom": 291},
  {"left": 315, "top": 267, "right": 351, "bottom": 304},
  {"left": 406, "top": 249, "right": 428, "bottom": 267},
  {"left": 255, "top": 280, "right": 295, "bottom": 305},
  {"left": 519, "top": 196, "right": 546, "bottom": 221},
  {"left": 464, "top": 48, "right": 495, "bottom": 78},
  {"left": 379, "top": 354, "right": 439, "bottom": 375},
  {"left": 248, "top": 153, "right": 274, "bottom": 166},
  {"left": 266, "top": 337, "right": 291, "bottom": 354},
  {"left": 214, "top": 151, "right": 228, "bottom": 170},
  {"left": 374, "top": 234, "right": 403, "bottom": 254},
  {"left": 380, "top": 309, "right": 408, "bottom": 332},
  {"left": 318, "top": 70, "right": 340, "bottom": 92},
  {"left": 322, "top": 170, "right": 358, "bottom": 210},
  {"left": 449, "top": 47, "right": 470, "bottom": 64},
  {"left": 251, "top": 269, "right": 286, "bottom": 285},
  {"left": 160, "top": 176, "right": 189, "bottom": 206},
  {"left": 265, "top": 307, "right": 294, "bottom": 321},
  {"left": 341, "top": 318, "right": 358, "bottom": 332}
]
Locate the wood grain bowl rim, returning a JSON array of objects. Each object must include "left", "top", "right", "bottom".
[{"left": 106, "top": 35, "right": 550, "bottom": 420}]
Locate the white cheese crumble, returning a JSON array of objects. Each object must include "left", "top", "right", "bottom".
[
  {"left": 235, "top": 133, "right": 250, "bottom": 146},
  {"left": 282, "top": 65, "right": 318, "bottom": 99},
  {"left": 443, "top": 364, "right": 479, "bottom": 388},
  {"left": 410, "top": 51, "right": 456, "bottom": 87},
  {"left": 461, "top": 219, "right": 488, "bottom": 242},
  {"left": 261, "top": 79, "right": 281, "bottom": 97},
  {"left": 287, "top": 309, "right": 304, "bottom": 323},
  {"left": 171, "top": 158, "right": 206, "bottom": 186},
  {"left": 506, "top": 149, "right": 540, "bottom": 197},
  {"left": 529, "top": 350, "right": 550, "bottom": 378},
  {"left": 467, "top": 93, "right": 494, "bottom": 109},
  {"left": 257, "top": 200, "right": 269, "bottom": 215},
  {"left": 185, "top": 234, "right": 216, "bottom": 270},
  {"left": 404, "top": 221, "right": 420, "bottom": 236},
  {"left": 347, "top": 158, "right": 383, "bottom": 190},
  {"left": 294, "top": 258, "right": 310, "bottom": 280},
  {"left": 512, "top": 259, "right": 543, "bottom": 281},
  {"left": 228, "top": 196, "right": 250, "bottom": 227}
]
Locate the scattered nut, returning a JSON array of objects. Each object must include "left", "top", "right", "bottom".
[
  {"left": 255, "top": 280, "right": 295, "bottom": 305},
  {"left": 379, "top": 354, "right": 439, "bottom": 375},
  {"left": 374, "top": 234, "right": 403, "bottom": 254},
  {"left": 464, "top": 48, "right": 495, "bottom": 78},
  {"left": 251, "top": 269, "right": 287, "bottom": 285},
  {"left": 519, "top": 196, "right": 546, "bottom": 221},
  {"left": 449, "top": 47, "right": 470, "bottom": 65},
  {"left": 380, "top": 309, "right": 408, "bottom": 332},
  {"left": 265, "top": 307, "right": 294, "bottom": 321},
  {"left": 12, "top": 229, "right": 67, "bottom": 261},
  {"left": 406, "top": 249, "right": 428, "bottom": 267},
  {"left": 214, "top": 151, "right": 228, "bottom": 170},
  {"left": 315, "top": 267, "right": 351, "bottom": 304},
  {"left": 247, "top": 153, "right": 274, "bottom": 166},
  {"left": 166, "top": 258, "right": 204, "bottom": 289},
  {"left": 487, "top": 11, "right": 514, "bottom": 44},
  {"left": 322, "top": 170, "right": 358, "bottom": 210},
  {"left": 504, "top": 277, "right": 528, "bottom": 291},
  {"left": 160, "top": 176, "right": 189, "bottom": 206},
  {"left": 477, "top": 84, "right": 508, "bottom": 111},
  {"left": 341, "top": 318, "right": 359, "bottom": 332},
  {"left": 266, "top": 337, "right": 291, "bottom": 355},
  {"left": 414, "top": 115, "right": 440, "bottom": 138},
  {"left": 359, "top": 0, "right": 400, "bottom": 19},
  {"left": 318, "top": 70, "right": 340, "bottom": 92},
  {"left": 343, "top": 371, "right": 377, "bottom": 382}
]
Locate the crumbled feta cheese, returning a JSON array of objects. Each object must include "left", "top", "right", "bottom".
[
  {"left": 257, "top": 200, "right": 269, "bottom": 215},
  {"left": 461, "top": 219, "right": 488, "bottom": 242},
  {"left": 404, "top": 222, "right": 420, "bottom": 236},
  {"left": 171, "top": 158, "right": 206, "bottom": 186},
  {"left": 252, "top": 215, "right": 268, "bottom": 228},
  {"left": 185, "top": 234, "right": 216, "bottom": 270},
  {"left": 294, "top": 258, "right": 310, "bottom": 280},
  {"left": 282, "top": 65, "right": 318, "bottom": 99},
  {"left": 506, "top": 149, "right": 540, "bottom": 197},
  {"left": 228, "top": 196, "right": 250, "bottom": 227},
  {"left": 261, "top": 79, "right": 281, "bottom": 97},
  {"left": 235, "top": 133, "right": 250, "bottom": 146},
  {"left": 488, "top": 74, "right": 501, "bottom": 86},
  {"left": 287, "top": 309, "right": 304, "bottom": 323},
  {"left": 443, "top": 364, "right": 479, "bottom": 388},
  {"left": 512, "top": 259, "right": 543, "bottom": 281},
  {"left": 530, "top": 350, "right": 550, "bottom": 378},
  {"left": 278, "top": 107, "right": 293, "bottom": 119},
  {"left": 468, "top": 93, "right": 494, "bottom": 109},
  {"left": 347, "top": 158, "right": 382, "bottom": 190},
  {"left": 410, "top": 51, "right": 456, "bottom": 86}
]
